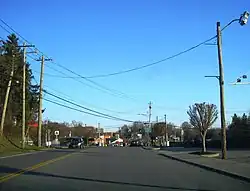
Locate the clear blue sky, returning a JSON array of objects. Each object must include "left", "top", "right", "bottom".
[{"left": 1, "top": 0, "right": 250, "bottom": 131}]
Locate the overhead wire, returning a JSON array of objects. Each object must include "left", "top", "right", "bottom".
[
  {"left": 27, "top": 57, "right": 138, "bottom": 102},
  {"left": 82, "top": 36, "right": 217, "bottom": 78},
  {"left": 0, "top": 23, "right": 12, "bottom": 36},
  {"left": 43, "top": 89, "right": 134, "bottom": 122},
  {"left": 1, "top": 17, "right": 239, "bottom": 80},
  {"left": 43, "top": 98, "right": 130, "bottom": 121},
  {"left": 0, "top": 19, "right": 138, "bottom": 102},
  {"left": 19, "top": 34, "right": 217, "bottom": 79},
  {"left": 43, "top": 84, "right": 135, "bottom": 114},
  {"left": 51, "top": 61, "right": 137, "bottom": 100},
  {"left": 82, "top": 18, "right": 240, "bottom": 79},
  {"left": 0, "top": 19, "right": 35, "bottom": 53}
]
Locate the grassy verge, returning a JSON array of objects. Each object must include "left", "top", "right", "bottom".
[
  {"left": 190, "top": 151, "right": 220, "bottom": 158},
  {"left": 0, "top": 136, "right": 47, "bottom": 157}
]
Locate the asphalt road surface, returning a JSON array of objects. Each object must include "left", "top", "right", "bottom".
[{"left": 0, "top": 147, "right": 250, "bottom": 191}]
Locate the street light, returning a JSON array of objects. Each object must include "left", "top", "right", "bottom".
[
  {"left": 205, "top": 11, "right": 248, "bottom": 160},
  {"left": 229, "top": 75, "right": 250, "bottom": 85},
  {"left": 240, "top": 11, "right": 249, "bottom": 26}
]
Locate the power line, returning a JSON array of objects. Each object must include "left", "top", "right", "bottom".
[
  {"left": 0, "top": 19, "right": 35, "bottom": 53},
  {"left": 32, "top": 70, "right": 79, "bottom": 79},
  {"left": 43, "top": 89, "right": 134, "bottom": 122},
  {"left": 48, "top": 63, "right": 137, "bottom": 100},
  {"left": 0, "top": 19, "right": 137, "bottom": 102},
  {"left": 43, "top": 84, "right": 135, "bottom": 114},
  {"left": 43, "top": 98, "right": 129, "bottom": 121},
  {"left": 22, "top": 35, "right": 217, "bottom": 79},
  {"left": 26, "top": 44, "right": 137, "bottom": 101},
  {"left": 51, "top": 61, "right": 136, "bottom": 100},
  {"left": 82, "top": 36, "right": 217, "bottom": 78},
  {"left": 0, "top": 23, "right": 13, "bottom": 35},
  {"left": 0, "top": 17, "right": 215, "bottom": 79}
]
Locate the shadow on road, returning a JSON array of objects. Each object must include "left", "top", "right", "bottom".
[{"left": 0, "top": 165, "right": 215, "bottom": 191}]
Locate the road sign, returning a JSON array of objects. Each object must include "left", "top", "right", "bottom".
[{"left": 54, "top": 131, "right": 59, "bottom": 136}]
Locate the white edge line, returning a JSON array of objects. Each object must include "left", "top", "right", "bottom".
[{"left": 0, "top": 150, "right": 45, "bottom": 159}]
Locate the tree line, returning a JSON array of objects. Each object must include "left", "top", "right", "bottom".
[{"left": 123, "top": 103, "right": 250, "bottom": 151}]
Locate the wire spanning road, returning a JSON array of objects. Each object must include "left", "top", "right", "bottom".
[{"left": 0, "top": 147, "right": 249, "bottom": 191}]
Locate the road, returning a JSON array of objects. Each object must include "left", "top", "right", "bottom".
[{"left": 0, "top": 147, "right": 250, "bottom": 191}]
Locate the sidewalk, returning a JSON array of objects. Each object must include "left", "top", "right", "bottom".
[{"left": 159, "top": 150, "right": 250, "bottom": 183}]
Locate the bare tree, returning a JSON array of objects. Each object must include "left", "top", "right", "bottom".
[
  {"left": 153, "top": 122, "right": 165, "bottom": 137},
  {"left": 187, "top": 102, "right": 218, "bottom": 153}
]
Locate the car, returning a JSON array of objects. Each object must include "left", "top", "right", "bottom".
[
  {"left": 60, "top": 137, "right": 84, "bottom": 149},
  {"left": 130, "top": 140, "right": 143, "bottom": 147},
  {"left": 68, "top": 137, "right": 84, "bottom": 149}
]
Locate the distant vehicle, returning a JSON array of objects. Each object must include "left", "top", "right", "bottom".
[
  {"left": 69, "top": 137, "right": 84, "bottom": 149},
  {"left": 130, "top": 140, "right": 143, "bottom": 147},
  {"left": 60, "top": 137, "right": 84, "bottom": 149}
]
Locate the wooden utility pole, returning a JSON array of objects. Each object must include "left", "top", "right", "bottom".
[
  {"left": 164, "top": 114, "right": 168, "bottom": 146},
  {"left": 22, "top": 44, "right": 35, "bottom": 148},
  {"left": 37, "top": 56, "right": 51, "bottom": 147},
  {"left": 148, "top": 102, "right": 152, "bottom": 126},
  {"left": 216, "top": 22, "right": 227, "bottom": 159},
  {"left": 22, "top": 43, "right": 26, "bottom": 148},
  {"left": 0, "top": 52, "right": 15, "bottom": 135},
  {"left": 148, "top": 101, "right": 152, "bottom": 145},
  {"left": 37, "top": 56, "right": 44, "bottom": 147}
]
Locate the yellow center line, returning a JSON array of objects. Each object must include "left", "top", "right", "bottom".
[{"left": 0, "top": 153, "right": 74, "bottom": 183}]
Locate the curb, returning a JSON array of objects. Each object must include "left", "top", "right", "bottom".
[
  {"left": 142, "top": 147, "right": 160, "bottom": 151},
  {"left": 152, "top": 148, "right": 161, "bottom": 151},
  {"left": 201, "top": 153, "right": 220, "bottom": 158},
  {"left": 158, "top": 153, "right": 250, "bottom": 183}
]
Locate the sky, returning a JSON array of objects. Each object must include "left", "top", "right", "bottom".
[{"left": 1, "top": 0, "right": 250, "bottom": 131}]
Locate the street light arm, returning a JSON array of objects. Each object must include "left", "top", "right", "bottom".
[
  {"left": 229, "top": 82, "right": 250, "bottom": 85},
  {"left": 204, "top": 75, "right": 220, "bottom": 80},
  {"left": 221, "top": 19, "right": 240, "bottom": 31}
]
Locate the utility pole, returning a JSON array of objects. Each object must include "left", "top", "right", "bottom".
[
  {"left": 205, "top": 12, "right": 249, "bottom": 159},
  {"left": 156, "top": 116, "right": 158, "bottom": 123},
  {"left": 98, "top": 122, "right": 101, "bottom": 146},
  {"left": 37, "top": 56, "right": 51, "bottom": 147},
  {"left": 22, "top": 43, "right": 26, "bottom": 149},
  {"left": 216, "top": 22, "right": 227, "bottom": 159},
  {"left": 164, "top": 114, "right": 168, "bottom": 146},
  {"left": 148, "top": 101, "right": 152, "bottom": 145},
  {"left": 148, "top": 102, "right": 152, "bottom": 125},
  {"left": 98, "top": 122, "right": 100, "bottom": 137},
  {"left": 21, "top": 43, "right": 35, "bottom": 149},
  {"left": 0, "top": 51, "right": 15, "bottom": 135}
]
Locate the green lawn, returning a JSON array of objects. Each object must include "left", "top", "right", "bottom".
[{"left": 0, "top": 136, "right": 47, "bottom": 157}]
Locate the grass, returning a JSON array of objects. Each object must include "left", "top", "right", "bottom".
[
  {"left": 0, "top": 136, "right": 47, "bottom": 157},
  {"left": 189, "top": 151, "right": 220, "bottom": 158}
]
